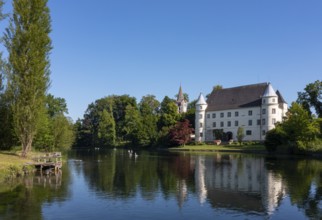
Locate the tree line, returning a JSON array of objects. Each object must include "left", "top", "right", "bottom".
[
  {"left": 74, "top": 94, "right": 195, "bottom": 149},
  {"left": 0, "top": 0, "right": 74, "bottom": 156}
]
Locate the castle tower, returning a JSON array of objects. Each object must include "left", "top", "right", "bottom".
[
  {"left": 261, "top": 83, "right": 279, "bottom": 139},
  {"left": 195, "top": 93, "right": 207, "bottom": 142},
  {"left": 177, "top": 85, "right": 188, "bottom": 113}
]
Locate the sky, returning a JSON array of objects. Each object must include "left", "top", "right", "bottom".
[{"left": 2, "top": 0, "right": 322, "bottom": 121}]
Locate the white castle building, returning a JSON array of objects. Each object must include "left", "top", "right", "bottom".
[{"left": 195, "top": 83, "right": 288, "bottom": 142}]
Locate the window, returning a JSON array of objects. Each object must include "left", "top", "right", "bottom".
[
  {"left": 200, "top": 106, "right": 203, "bottom": 110},
  {"left": 227, "top": 112, "right": 231, "bottom": 117},
  {"left": 248, "top": 110, "right": 253, "bottom": 116},
  {"left": 200, "top": 123, "right": 203, "bottom": 128},
  {"left": 200, "top": 132, "right": 203, "bottom": 137},
  {"left": 199, "top": 114, "right": 203, "bottom": 119},
  {"left": 213, "top": 122, "right": 216, "bottom": 127},
  {"left": 272, "top": 98, "right": 276, "bottom": 103},
  {"left": 262, "top": 130, "right": 266, "bottom": 135},
  {"left": 207, "top": 114, "right": 210, "bottom": 118},
  {"left": 246, "top": 130, "right": 252, "bottom": 135},
  {"left": 220, "top": 122, "right": 224, "bottom": 127},
  {"left": 257, "top": 119, "right": 261, "bottom": 125},
  {"left": 235, "top": 111, "right": 239, "bottom": 117},
  {"left": 220, "top": 112, "right": 224, "bottom": 118},
  {"left": 212, "top": 113, "right": 216, "bottom": 118},
  {"left": 272, "top": 108, "right": 276, "bottom": 114},
  {"left": 262, "top": 109, "right": 266, "bottom": 114},
  {"left": 262, "top": 119, "right": 265, "bottom": 125},
  {"left": 272, "top": 118, "right": 276, "bottom": 125},
  {"left": 263, "top": 99, "right": 266, "bottom": 104},
  {"left": 248, "top": 120, "right": 252, "bottom": 126},
  {"left": 235, "top": 121, "right": 239, "bottom": 126},
  {"left": 228, "top": 121, "right": 231, "bottom": 127}
]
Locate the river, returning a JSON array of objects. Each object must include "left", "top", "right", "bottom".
[{"left": 0, "top": 149, "right": 321, "bottom": 219}]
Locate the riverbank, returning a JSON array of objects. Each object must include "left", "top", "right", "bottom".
[
  {"left": 0, "top": 151, "right": 41, "bottom": 183},
  {"left": 169, "top": 144, "right": 267, "bottom": 154}
]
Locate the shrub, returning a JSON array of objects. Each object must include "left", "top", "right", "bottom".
[{"left": 264, "top": 128, "right": 286, "bottom": 152}]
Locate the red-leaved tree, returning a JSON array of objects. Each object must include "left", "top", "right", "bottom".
[{"left": 169, "top": 119, "right": 194, "bottom": 146}]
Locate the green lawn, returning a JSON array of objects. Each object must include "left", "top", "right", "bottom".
[
  {"left": 169, "top": 144, "right": 266, "bottom": 152},
  {"left": 0, "top": 151, "right": 40, "bottom": 183}
]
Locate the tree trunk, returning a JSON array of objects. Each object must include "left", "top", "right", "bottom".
[{"left": 21, "top": 136, "right": 33, "bottom": 158}]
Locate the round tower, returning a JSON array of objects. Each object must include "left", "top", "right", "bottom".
[
  {"left": 195, "top": 93, "right": 208, "bottom": 142},
  {"left": 261, "top": 83, "right": 279, "bottom": 139}
]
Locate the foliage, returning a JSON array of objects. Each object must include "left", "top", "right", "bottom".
[
  {"left": 264, "top": 101, "right": 321, "bottom": 154},
  {"left": 213, "top": 129, "right": 224, "bottom": 140},
  {"left": 297, "top": 80, "right": 322, "bottom": 117},
  {"left": 139, "top": 95, "right": 160, "bottom": 146},
  {"left": 264, "top": 126, "right": 286, "bottom": 152},
  {"left": 237, "top": 127, "right": 245, "bottom": 145},
  {"left": 168, "top": 119, "right": 194, "bottom": 146},
  {"left": 282, "top": 103, "right": 320, "bottom": 149},
  {"left": 33, "top": 94, "right": 75, "bottom": 152},
  {"left": 97, "top": 109, "right": 116, "bottom": 147},
  {"left": 4, "top": 0, "right": 52, "bottom": 157},
  {"left": 123, "top": 105, "right": 144, "bottom": 146},
  {"left": 46, "top": 94, "right": 68, "bottom": 117}
]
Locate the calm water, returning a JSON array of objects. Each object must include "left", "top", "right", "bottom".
[{"left": 1, "top": 150, "right": 322, "bottom": 220}]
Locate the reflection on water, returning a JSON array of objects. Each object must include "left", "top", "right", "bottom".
[{"left": 0, "top": 150, "right": 322, "bottom": 219}]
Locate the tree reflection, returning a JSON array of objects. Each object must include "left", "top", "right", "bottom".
[
  {"left": 266, "top": 157, "right": 322, "bottom": 219},
  {"left": 0, "top": 164, "right": 71, "bottom": 220},
  {"left": 3, "top": 151, "right": 322, "bottom": 219}
]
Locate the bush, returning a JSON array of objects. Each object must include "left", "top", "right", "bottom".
[{"left": 264, "top": 128, "right": 286, "bottom": 152}]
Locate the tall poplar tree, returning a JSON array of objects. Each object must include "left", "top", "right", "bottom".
[{"left": 4, "top": 0, "right": 52, "bottom": 157}]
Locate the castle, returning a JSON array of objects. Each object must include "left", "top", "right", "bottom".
[{"left": 195, "top": 83, "right": 288, "bottom": 142}]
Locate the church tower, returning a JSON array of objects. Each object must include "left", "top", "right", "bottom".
[
  {"left": 195, "top": 93, "right": 207, "bottom": 142},
  {"left": 177, "top": 85, "right": 188, "bottom": 113}
]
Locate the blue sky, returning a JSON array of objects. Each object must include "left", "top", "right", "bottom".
[{"left": 3, "top": 0, "right": 322, "bottom": 120}]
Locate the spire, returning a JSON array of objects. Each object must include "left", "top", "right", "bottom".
[
  {"left": 177, "top": 85, "right": 185, "bottom": 102},
  {"left": 196, "top": 93, "right": 207, "bottom": 105},
  {"left": 263, "top": 83, "right": 277, "bottom": 97}
]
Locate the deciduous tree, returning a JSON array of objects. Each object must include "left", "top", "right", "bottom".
[
  {"left": 168, "top": 119, "right": 194, "bottom": 146},
  {"left": 237, "top": 127, "right": 245, "bottom": 145},
  {"left": 4, "top": 0, "right": 52, "bottom": 157},
  {"left": 297, "top": 80, "right": 322, "bottom": 118}
]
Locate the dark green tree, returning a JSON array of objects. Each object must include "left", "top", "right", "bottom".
[
  {"left": 123, "top": 105, "right": 143, "bottom": 146},
  {"left": 46, "top": 94, "right": 68, "bottom": 117},
  {"left": 34, "top": 94, "right": 74, "bottom": 151},
  {"left": 158, "top": 96, "right": 179, "bottom": 129},
  {"left": 4, "top": 0, "right": 52, "bottom": 157},
  {"left": 97, "top": 109, "right": 116, "bottom": 147},
  {"left": 51, "top": 115, "right": 75, "bottom": 151},
  {"left": 139, "top": 95, "right": 160, "bottom": 146},
  {"left": 109, "top": 95, "right": 137, "bottom": 142},
  {"left": 281, "top": 102, "right": 320, "bottom": 150},
  {"left": 297, "top": 80, "right": 322, "bottom": 117},
  {"left": 0, "top": 0, "right": 15, "bottom": 150}
]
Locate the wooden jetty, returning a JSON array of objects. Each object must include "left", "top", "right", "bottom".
[{"left": 26, "top": 152, "right": 62, "bottom": 173}]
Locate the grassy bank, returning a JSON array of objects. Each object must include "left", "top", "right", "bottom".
[
  {"left": 0, "top": 151, "right": 41, "bottom": 183},
  {"left": 169, "top": 144, "right": 267, "bottom": 153}
]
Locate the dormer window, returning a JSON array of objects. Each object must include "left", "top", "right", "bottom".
[{"left": 200, "top": 106, "right": 203, "bottom": 110}]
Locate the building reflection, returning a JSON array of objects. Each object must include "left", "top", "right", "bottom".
[{"left": 177, "top": 154, "right": 285, "bottom": 215}]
